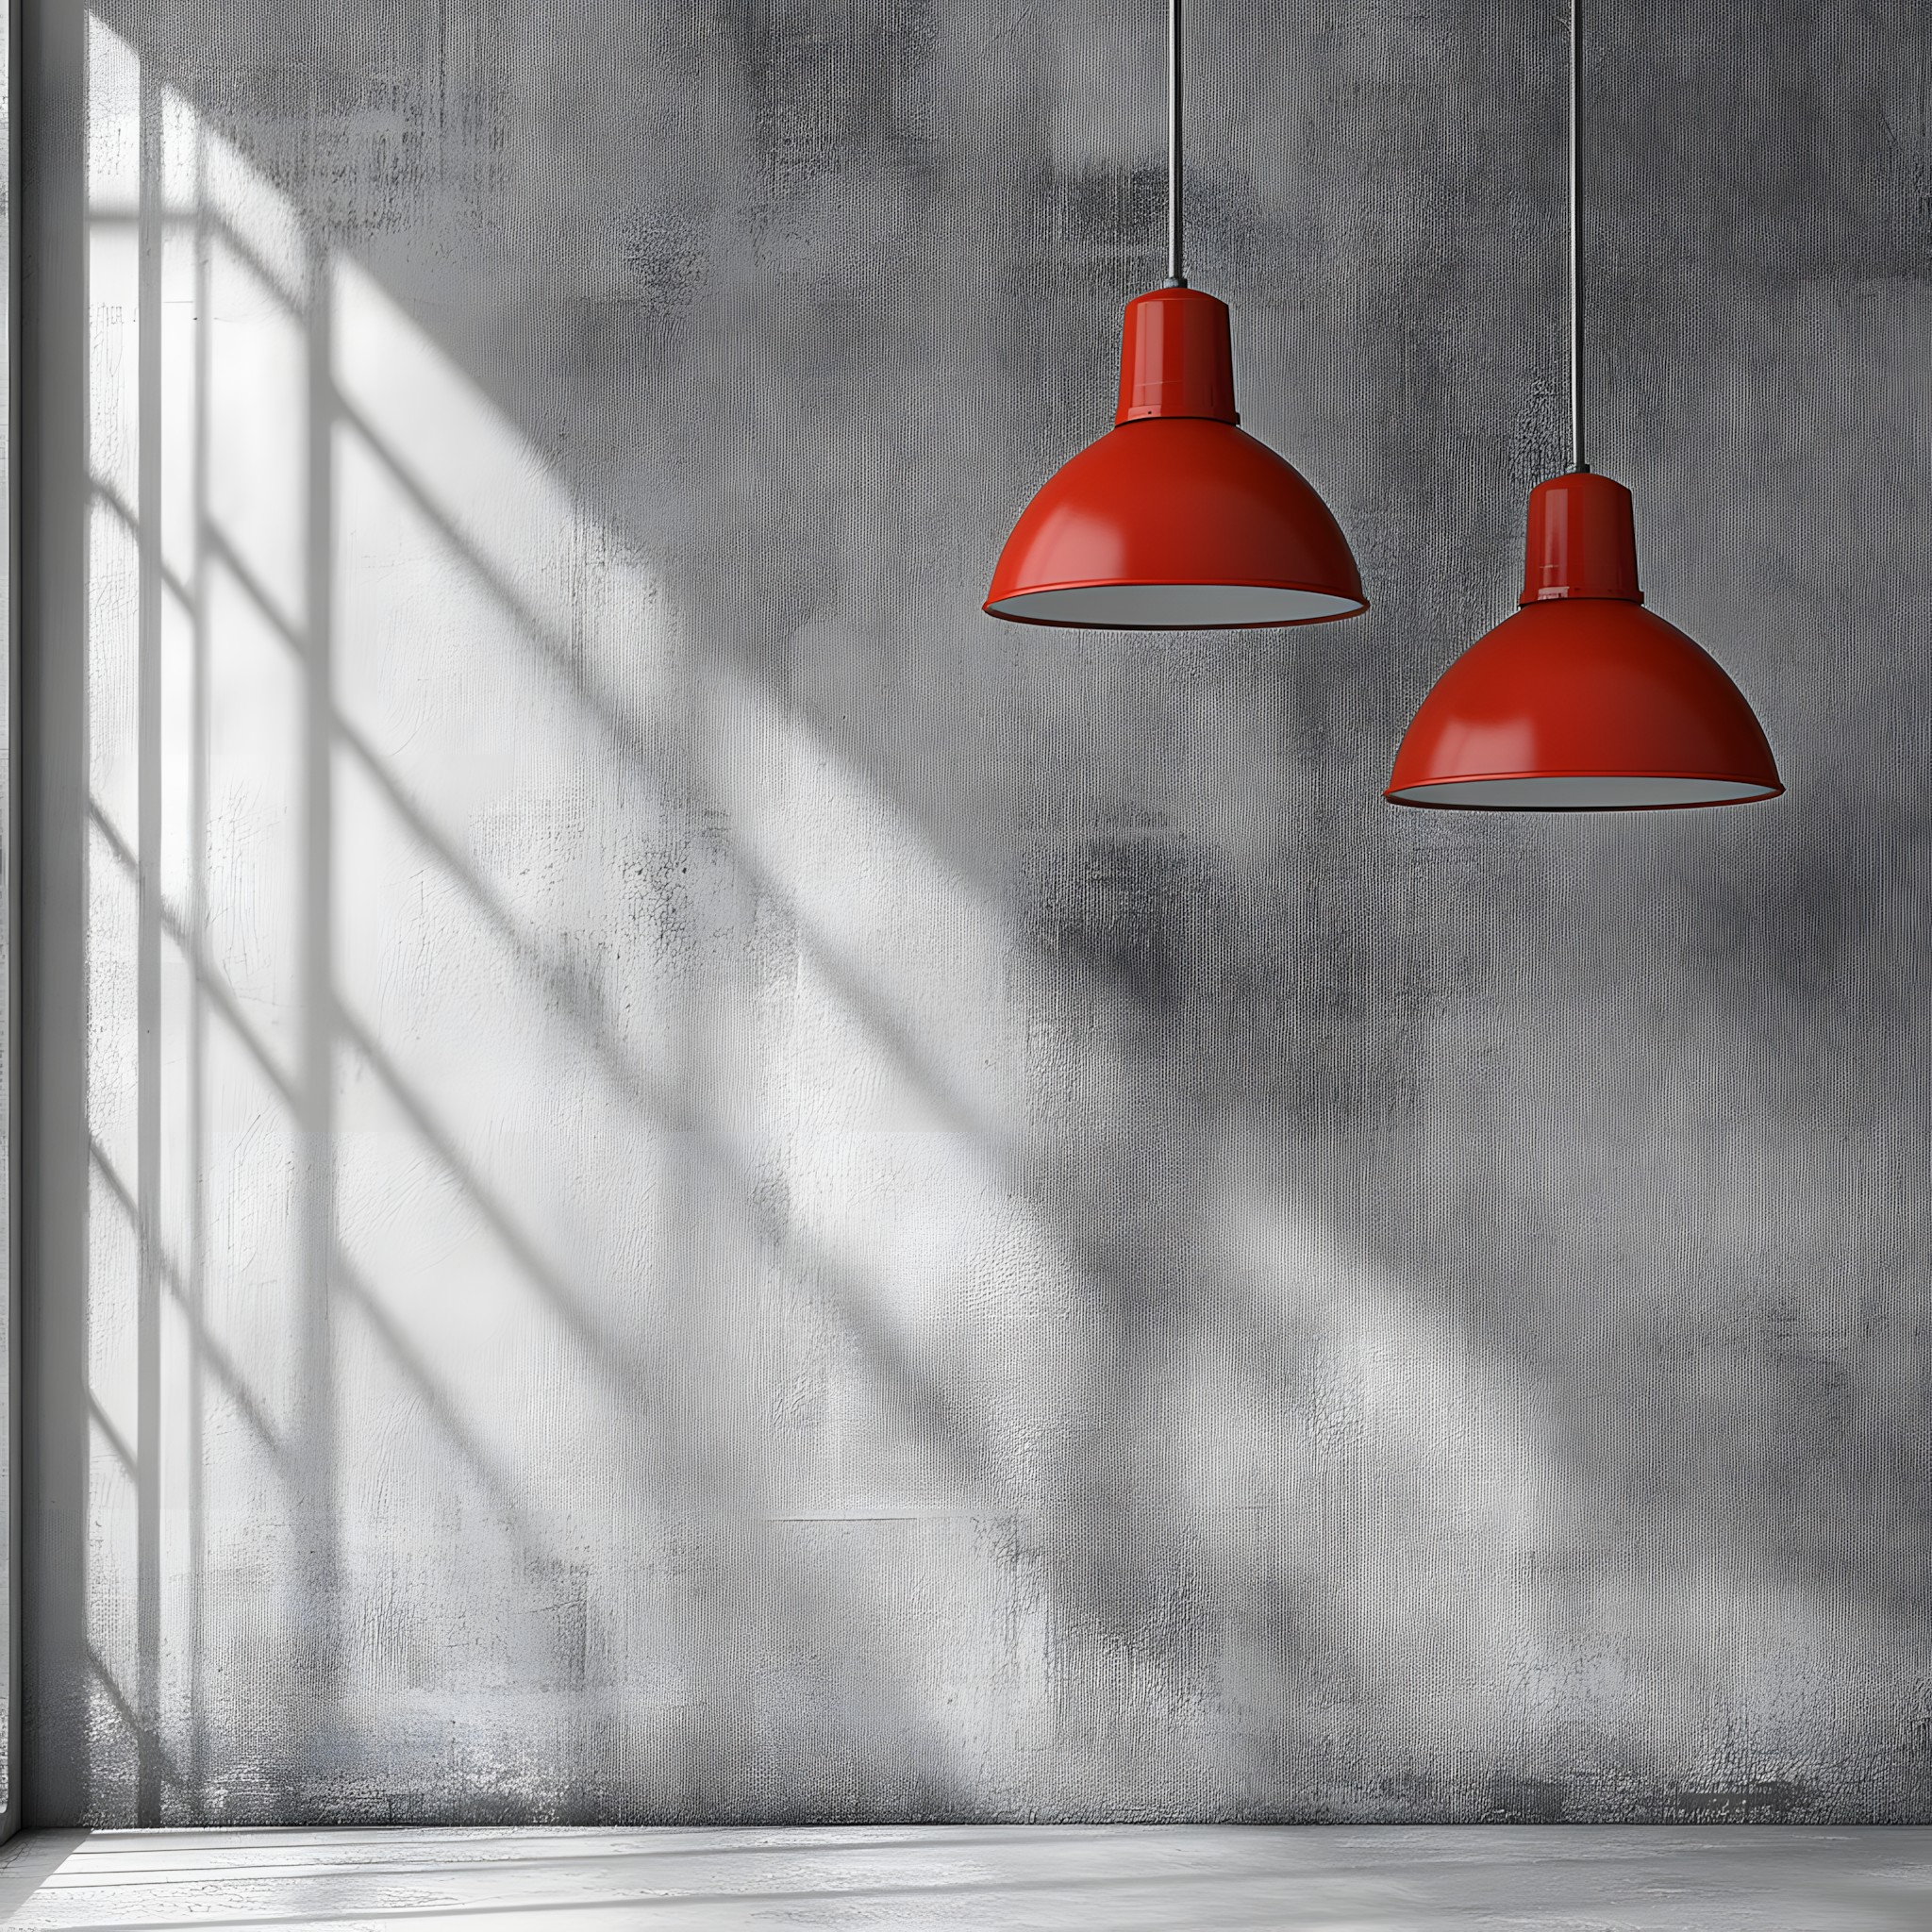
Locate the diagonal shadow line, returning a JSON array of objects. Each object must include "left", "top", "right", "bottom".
[
  {"left": 331, "top": 712, "right": 684, "bottom": 1130},
  {"left": 194, "top": 204, "right": 309, "bottom": 312},
  {"left": 333, "top": 400, "right": 570, "bottom": 691},
  {"left": 331, "top": 1250, "right": 547, "bottom": 1546},
  {"left": 88, "top": 799, "right": 300, "bottom": 1110},
  {"left": 83, "top": 1645, "right": 186, "bottom": 1791},
  {"left": 90, "top": 1135, "right": 287, "bottom": 1460},
  {"left": 207, "top": 525, "right": 301, "bottom": 648},
  {"left": 88, "top": 1395, "right": 138, "bottom": 1478},
  {"left": 91, "top": 476, "right": 198, "bottom": 614},
  {"left": 763, "top": 877, "right": 996, "bottom": 1150},
  {"left": 334, "top": 1007, "right": 633, "bottom": 1379}
]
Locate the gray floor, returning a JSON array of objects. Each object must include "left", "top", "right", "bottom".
[{"left": 3, "top": 1825, "right": 1932, "bottom": 1929}]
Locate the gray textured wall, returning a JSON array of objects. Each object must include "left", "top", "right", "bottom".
[{"left": 20, "top": 0, "right": 1932, "bottom": 1825}]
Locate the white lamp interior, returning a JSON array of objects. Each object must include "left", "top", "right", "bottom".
[
  {"left": 1388, "top": 774, "right": 1780, "bottom": 810},
  {"left": 987, "top": 582, "right": 1365, "bottom": 627}
]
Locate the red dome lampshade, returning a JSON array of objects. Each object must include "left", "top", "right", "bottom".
[
  {"left": 985, "top": 288, "right": 1367, "bottom": 629},
  {"left": 1386, "top": 472, "right": 1782, "bottom": 809}
]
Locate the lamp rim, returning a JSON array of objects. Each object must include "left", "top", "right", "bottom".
[
  {"left": 984, "top": 576, "right": 1371, "bottom": 629},
  {"left": 1385, "top": 769, "right": 1786, "bottom": 811}
]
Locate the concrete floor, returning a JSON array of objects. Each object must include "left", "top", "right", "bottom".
[{"left": 3, "top": 1825, "right": 1932, "bottom": 1929}]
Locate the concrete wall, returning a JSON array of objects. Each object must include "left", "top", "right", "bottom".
[{"left": 20, "top": 0, "right": 1932, "bottom": 1824}]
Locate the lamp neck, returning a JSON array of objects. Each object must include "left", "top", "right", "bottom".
[
  {"left": 1520, "top": 471, "right": 1642, "bottom": 604},
  {"left": 1115, "top": 287, "right": 1238, "bottom": 424}
]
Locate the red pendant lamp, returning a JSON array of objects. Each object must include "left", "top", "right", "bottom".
[
  {"left": 1386, "top": 0, "right": 1780, "bottom": 809},
  {"left": 985, "top": 1, "right": 1366, "bottom": 629}
]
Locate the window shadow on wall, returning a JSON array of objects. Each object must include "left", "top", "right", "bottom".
[{"left": 47, "top": 0, "right": 1932, "bottom": 1830}]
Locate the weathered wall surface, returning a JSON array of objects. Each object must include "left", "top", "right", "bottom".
[{"left": 20, "top": 0, "right": 1932, "bottom": 1824}]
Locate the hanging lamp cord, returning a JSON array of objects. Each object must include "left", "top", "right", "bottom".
[
  {"left": 1569, "top": 0, "right": 1588, "bottom": 471},
  {"left": 1168, "top": 0, "right": 1187, "bottom": 286}
]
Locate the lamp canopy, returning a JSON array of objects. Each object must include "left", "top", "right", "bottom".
[
  {"left": 1386, "top": 473, "right": 1781, "bottom": 810},
  {"left": 984, "top": 289, "right": 1367, "bottom": 629}
]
